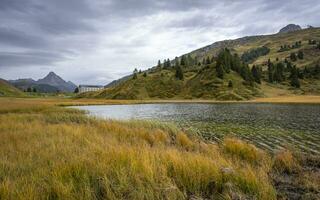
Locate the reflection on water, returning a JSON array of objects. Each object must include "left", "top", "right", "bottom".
[{"left": 71, "top": 103, "right": 320, "bottom": 154}]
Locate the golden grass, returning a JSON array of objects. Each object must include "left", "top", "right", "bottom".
[
  {"left": 0, "top": 98, "right": 277, "bottom": 199},
  {"left": 273, "top": 150, "right": 301, "bottom": 174}
]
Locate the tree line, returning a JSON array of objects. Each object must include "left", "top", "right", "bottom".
[
  {"left": 241, "top": 46, "right": 270, "bottom": 63},
  {"left": 278, "top": 41, "right": 301, "bottom": 52}
]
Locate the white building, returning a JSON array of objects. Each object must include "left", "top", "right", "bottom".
[{"left": 78, "top": 85, "right": 104, "bottom": 93}]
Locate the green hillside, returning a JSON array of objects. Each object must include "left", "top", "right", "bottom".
[
  {"left": 0, "top": 79, "right": 25, "bottom": 97},
  {"left": 84, "top": 27, "right": 320, "bottom": 100}
]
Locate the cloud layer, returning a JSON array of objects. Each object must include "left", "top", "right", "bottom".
[{"left": 0, "top": 0, "right": 319, "bottom": 84}]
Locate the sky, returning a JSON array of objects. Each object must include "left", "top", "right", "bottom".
[{"left": 0, "top": 0, "right": 320, "bottom": 85}]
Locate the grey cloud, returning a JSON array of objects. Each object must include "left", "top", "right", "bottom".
[
  {"left": 0, "top": 27, "right": 49, "bottom": 48},
  {"left": 0, "top": 51, "right": 65, "bottom": 67},
  {"left": 0, "top": 0, "right": 319, "bottom": 84}
]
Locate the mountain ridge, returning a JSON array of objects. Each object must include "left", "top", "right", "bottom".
[{"left": 9, "top": 72, "right": 77, "bottom": 93}]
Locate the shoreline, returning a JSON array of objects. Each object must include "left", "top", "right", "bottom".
[
  {"left": 2, "top": 95, "right": 320, "bottom": 107},
  {"left": 71, "top": 95, "right": 320, "bottom": 105}
]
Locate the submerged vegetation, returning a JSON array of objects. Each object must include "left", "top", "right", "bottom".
[{"left": 0, "top": 98, "right": 319, "bottom": 199}]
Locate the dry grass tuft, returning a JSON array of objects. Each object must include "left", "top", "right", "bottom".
[
  {"left": 273, "top": 150, "right": 301, "bottom": 174},
  {"left": 222, "top": 138, "right": 271, "bottom": 168}
]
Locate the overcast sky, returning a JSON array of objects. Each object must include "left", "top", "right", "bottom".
[{"left": 0, "top": 0, "right": 319, "bottom": 85}]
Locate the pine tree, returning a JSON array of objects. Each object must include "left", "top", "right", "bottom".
[
  {"left": 32, "top": 88, "right": 37, "bottom": 93},
  {"left": 180, "top": 55, "right": 186, "bottom": 66},
  {"left": 251, "top": 65, "right": 261, "bottom": 84},
  {"left": 175, "top": 57, "right": 179, "bottom": 67},
  {"left": 216, "top": 48, "right": 231, "bottom": 73},
  {"left": 290, "top": 67, "right": 300, "bottom": 88},
  {"left": 133, "top": 68, "right": 138, "bottom": 79},
  {"left": 163, "top": 59, "right": 167, "bottom": 69},
  {"left": 175, "top": 65, "right": 184, "bottom": 80},
  {"left": 143, "top": 72, "right": 147, "bottom": 77},
  {"left": 297, "top": 50, "right": 304, "bottom": 60},
  {"left": 267, "top": 59, "right": 274, "bottom": 83},
  {"left": 231, "top": 54, "right": 241, "bottom": 72},
  {"left": 228, "top": 80, "right": 233, "bottom": 88},
  {"left": 74, "top": 87, "right": 79, "bottom": 93},
  {"left": 202, "top": 58, "right": 206, "bottom": 65},
  {"left": 187, "top": 54, "right": 193, "bottom": 66},
  {"left": 133, "top": 73, "right": 137, "bottom": 79},
  {"left": 286, "top": 61, "right": 293, "bottom": 72},
  {"left": 274, "top": 62, "right": 285, "bottom": 82},
  {"left": 314, "top": 64, "right": 320, "bottom": 76},
  {"left": 206, "top": 56, "right": 211, "bottom": 65},
  {"left": 216, "top": 63, "right": 224, "bottom": 79},
  {"left": 27, "top": 87, "right": 32, "bottom": 92},
  {"left": 240, "top": 64, "right": 254, "bottom": 83},
  {"left": 157, "top": 60, "right": 161, "bottom": 69},
  {"left": 290, "top": 53, "right": 297, "bottom": 62}
]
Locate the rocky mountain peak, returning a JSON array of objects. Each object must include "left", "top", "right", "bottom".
[{"left": 278, "top": 24, "right": 302, "bottom": 34}]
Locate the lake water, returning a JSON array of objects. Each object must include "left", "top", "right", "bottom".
[{"left": 71, "top": 103, "right": 320, "bottom": 154}]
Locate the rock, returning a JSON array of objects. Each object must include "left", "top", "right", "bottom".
[
  {"left": 221, "top": 167, "right": 234, "bottom": 175},
  {"left": 279, "top": 24, "right": 302, "bottom": 34}
]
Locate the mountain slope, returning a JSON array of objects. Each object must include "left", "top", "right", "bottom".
[
  {"left": 86, "top": 26, "right": 320, "bottom": 100},
  {"left": 0, "top": 79, "right": 25, "bottom": 97}
]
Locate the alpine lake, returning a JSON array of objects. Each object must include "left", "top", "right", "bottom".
[{"left": 71, "top": 103, "right": 320, "bottom": 155}]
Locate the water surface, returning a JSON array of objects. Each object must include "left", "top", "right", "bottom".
[{"left": 72, "top": 103, "right": 320, "bottom": 154}]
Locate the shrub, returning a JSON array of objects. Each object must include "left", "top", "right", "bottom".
[{"left": 273, "top": 150, "right": 301, "bottom": 174}]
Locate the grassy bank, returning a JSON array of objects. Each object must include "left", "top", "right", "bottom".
[{"left": 0, "top": 98, "right": 319, "bottom": 199}]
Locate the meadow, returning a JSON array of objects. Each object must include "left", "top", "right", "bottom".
[{"left": 0, "top": 97, "right": 319, "bottom": 199}]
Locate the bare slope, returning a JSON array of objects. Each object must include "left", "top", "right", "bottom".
[{"left": 0, "top": 79, "right": 25, "bottom": 97}]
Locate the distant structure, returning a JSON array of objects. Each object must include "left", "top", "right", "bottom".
[{"left": 78, "top": 85, "right": 104, "bottom": 93}]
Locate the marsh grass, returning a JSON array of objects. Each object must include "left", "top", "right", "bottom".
[{"left": 0, "top": 98, "right": 279, "bottom": 199}]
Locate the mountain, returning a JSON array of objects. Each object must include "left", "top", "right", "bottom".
[
  {"left": 83, "top": 27, "right": 320, "bottom": 100},
  {"left": 37, "top": 72, "right": 77, "bottom": 92},
  {"left": 0, "top": 79, "right": 25, "bottom": 97},
  {"left": 10, "top": 72, "right": 77, "bottom": 93},
  {"left": 278, "top": 24, "right": 302, "bottom": 34}
]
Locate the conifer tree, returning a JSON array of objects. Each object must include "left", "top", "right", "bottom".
[
  {"left": 187, "top": 54, "right": 193, "bottom": 66},
  {"left": 206, "top": 56, "right": 211, "bottom": 65},
  {"left": 228, "top": 80, "right": 233, "bottom": 88},
  {"left": 180, "top": 55, "right": 186, "bottom": 66},
  {"left": 216, "top": 62, "right": 224, "bottom": 79},
  {"left": 240, "top": 64, "right": 254, "bottom": 83},
  {"left": 251, "top": 65, "right": 261, "bottom": 84},
  {"left": 157, "top": 60, "right": 161, "bottom": 69},
  {"left": 143, "top": 72, "right": 147, "bottom": 77},
  {"left": 314, "top": 64, "right": 320, "bottom": 76},
  {"left": 202, "top": 58, "right": 206, "bottom": 65},
  {"left": 267, "top": 59, "right": 274, "bottom": 83},
  {"left": 231, "top": 54, "right": 241, "bottom": 72},
  {"left": 297, "top": 50, "right": 304, "bottom": 60},
  {"left": 133, "top": 68, "right": 138, "bottom": 79},
  {"left": 175, "top": 57, "right": 179, "bottom": 67},
  {"left": 274, "top": 62, "right": 285, "bottom": 82},
  {"left": 290, "top": 66, "right": 300, "bottom": 88},
  {"left": 290, "top": 53, "right": 297, "bottom": 62},
  {"left": 175, "top": 65, "right": 184, "bottom": 80}
]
